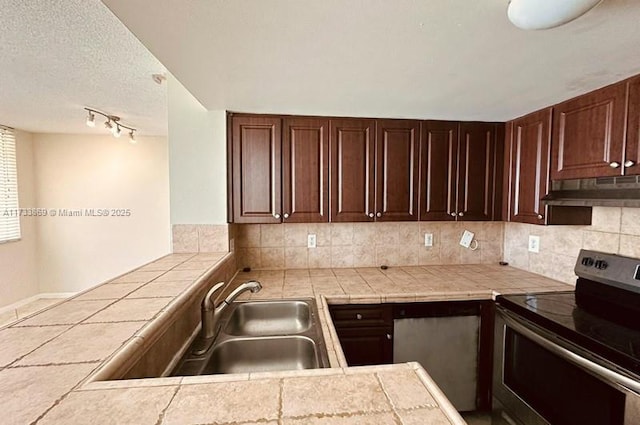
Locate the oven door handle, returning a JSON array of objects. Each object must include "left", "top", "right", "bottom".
[{"left": 500, "top": 309, "right": 640, "bottom": 395}]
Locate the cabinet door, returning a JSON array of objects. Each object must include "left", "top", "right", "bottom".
[
  {"left": 458, "top": 123, "right": 497, "bottom": 221},
  {"left": 626, "top": 76, "right": 640, "bottom": 176},
  {"left": 231, "top": 116, "right": 282, "bottom": 223},
  {"left": 551, "top": 82, "right": 627, "bottom": 179},
  {"left": 334, "top": 327, "right": 393, "bottom": 366},
  {"left": 282, "top": 118, "right": 329, "bottom": 222},
  {"left": 419, "top": 121, "right": 458, "bottom": 221},
  {"left": 375, "top": 120, "right": 420, "bottom": 221},
  {"left": 330, "top": 119, "right": 376, "bottom": 222},
  {"left": 509, "top": 108, "right": 552, "bottom": 224}
]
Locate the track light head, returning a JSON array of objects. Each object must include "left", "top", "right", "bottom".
[
  {"left": 86, "top": 111, "right": 96, "bottom": 127},
  {"left": 128, "top": 130, "right": 136, "bottom": 144},
  {"left": 104, "top": 119, "right": 113, "bottom": 130},
  {"left": 113, "top": 125, "right": 122, "bottom": 138}
]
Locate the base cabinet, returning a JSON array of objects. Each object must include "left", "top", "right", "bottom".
[{"left": 329, "top": 305, "right": 393, "bottom": 366}]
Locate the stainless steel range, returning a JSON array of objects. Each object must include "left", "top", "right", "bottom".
[{"left": 493, "top": 250, "right": 640, "bottom": 425}]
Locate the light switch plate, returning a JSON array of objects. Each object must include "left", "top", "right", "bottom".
[
  {"left": 424, "top": 233, "right": 433, "bottom": 247},
  {"left": 528, "top": 235, "right": 540, "bottom": 253},
  {"left": 229, "top": 238, "right": 235, "bottom": 252},
  {"left": 307, "top": 234, "right": 317, "bottom": 249},
  {"left": 460, "top": 230, "right": 475, "bottom": 248}
]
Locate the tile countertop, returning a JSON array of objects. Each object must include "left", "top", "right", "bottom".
[{"left": 0, "top": 256, "right": 572, "bottom": 424}]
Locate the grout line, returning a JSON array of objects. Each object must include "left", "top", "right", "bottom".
[{"left": 155, "top": 385, "right": 181, "bottom": 425}]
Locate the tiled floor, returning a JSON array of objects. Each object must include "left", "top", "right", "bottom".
[
  {"left": 0, "top": 297, "right": 64, "bottom": 328},
  {"left": 462, "top": 412, "right": 492, "bottom": 425}
]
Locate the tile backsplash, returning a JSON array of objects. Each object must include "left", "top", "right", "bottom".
[
  {"left": 504, "top": 207, "right": 640, "bottom": 284},
  {"left": 233, "top": 221, "right": 504, "bottom": 270},
  {"left": 172, "top": 224, "right": 229, "bottom": 253}
]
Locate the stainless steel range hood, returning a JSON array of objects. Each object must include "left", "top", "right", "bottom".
[{"left": 543, "top": 176, "right": 640, "bottom": 208}]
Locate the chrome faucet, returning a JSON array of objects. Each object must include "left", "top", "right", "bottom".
[{"left": 193, "top": 280, "right": 262, "bottom": 355}]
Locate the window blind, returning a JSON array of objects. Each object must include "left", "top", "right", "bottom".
[{"left": 0, "top": 126, "right": 20, "bottom": 243}]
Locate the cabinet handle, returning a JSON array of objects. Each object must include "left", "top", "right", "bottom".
[
  {"left": 625, "top": 160, "right": 636, "bottom": 168},
  {"left": 537, "top": 214, "right": 544, "bottom": 219},
  {"left": 386, "top": 334, "right": 392, "bottom": 340},
  {"left": 458, "top": 212, "right": 464, "bottom": 217},
  {"left": 450, "top": 212, "right": 457, "bottom": 217},
  {"left": 368, "top": 213, "right": 374, "bottom": 218},
  {"left": 283, "top": 213, "right": 290, "bottom": 219},
  {"left": 273, "top": 213, "right": 281, "bottom": 219},
  {"left": 356, "top": 313, "right": 363, "bottom": 320},
  {"left": 610, "top": 161, "right": 621, "bottom": 168},
  {"left": 376, "top": 212, "right": 382, "bottom": 218}
]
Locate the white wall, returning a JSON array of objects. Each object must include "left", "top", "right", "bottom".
[
  {"left": 168, "top": 73, "right": 227, "bottom": 225},
  {"left": 0, "top": 130, "right": 39, "bottom": 305},
  {"left": 32, "top": 133, "right": 170, "bottom": 293}
]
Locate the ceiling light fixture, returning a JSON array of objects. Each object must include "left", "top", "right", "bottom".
[
  {"left": 507, "top": 0, "right": 603, "bottom": 30},
  {"left": 84, "top": 108, "right": 137, "bottom": 141}
]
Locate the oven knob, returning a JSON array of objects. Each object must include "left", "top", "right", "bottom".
[
  {"left": 581, "top": 257, "right": 594, "bottom": 267},
  {"left": 595, "top": 260, "right": 609, "bottom": 270}
]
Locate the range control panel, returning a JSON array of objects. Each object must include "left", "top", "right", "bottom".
[{"left": 576, "top": 250, "right": 640, "bottom": 293}]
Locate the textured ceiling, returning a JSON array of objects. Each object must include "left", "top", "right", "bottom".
[
  {"left": 0, "top": 0, "right": 167, "bottom": 135},
  {"left": 102, "top": 0, "right": 640, "bottom": 122}
]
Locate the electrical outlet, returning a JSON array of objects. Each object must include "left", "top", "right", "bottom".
[
  {"left": 307, "top": 234, "right": 317, "bottom": 249},
  {"left": 424, "top": 233, "right": 433, "bottom": 247},
  {"left": 528, "top": 235, "right": 540, "bottom": 253},
  {"left": 460, "top": 230, "right": 475, "bottom": 248}
]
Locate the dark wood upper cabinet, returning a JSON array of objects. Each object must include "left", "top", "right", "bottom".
[
  {"left": 375, "top": 120, "right": 420, "bottom": 221},
  {"left": 458, "top": 123, "right": 499, "bottom": 221},
  {"left": 282, "top": 118, "right": 329, "bottom": 222},
  {"left": 626, "top": 76, "right": 640, "bottom": 176},
  {"left": 508, "top": 108, "right": 552, "bottom": 224},
  {"left": 420, "top": 121, "right": 458, "bottom": 221},
  {"left": 330, "top": 119, "right": 376, "bottom": 222},
  {"left": 231, "top": 115, "right": 282, "bottom": 223},
  {"left": 551, "top": 81, "right": 628, "bottom": 180}
]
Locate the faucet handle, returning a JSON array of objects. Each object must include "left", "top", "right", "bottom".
[{"left": 201, "top": 281, "right": 226, "bottom": 311}]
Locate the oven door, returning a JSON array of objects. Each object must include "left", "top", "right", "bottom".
[{"left": 493, "top": 306, "right": 640, "bottom": 425}]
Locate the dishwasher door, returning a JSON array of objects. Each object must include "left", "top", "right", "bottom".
[{"left": 393, "top": 316, "right": 479, "bottom": 411}]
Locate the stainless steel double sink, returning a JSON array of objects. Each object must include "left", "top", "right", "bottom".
[{"left": 172, "top": 299, "right": 330, "bottom": 376}]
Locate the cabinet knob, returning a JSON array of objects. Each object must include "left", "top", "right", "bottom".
[
  {"left": 368, "top": 213, "right": 374, "bottom": 218},
  {"left": 273, "top": 213, "right": 281, "bottom": 219},
  {"left": 625, "top": 160, "right": 636, "bottom": 168},
  {"left": 537, "top": 214, "right": 544, "bottom": 219},
  {"left": 450, "top": 212, "right": 457, "bottom": 217},
  {"left": 386, "top": 334, "right": 392, "bottom": 340},
  {"left": 376, "top": 212, "right": 382, "bottom": 218},
  {"left": 610, "top": 161, "right": 621, "bottom": 168},
  {"left": 283, "top": 213, "right": 290, "bottom": 219},
  {"left": 458, "top": 212, "right": 464, "bottom": 217},
  {"left": 356, "top": 313, "right": 363, "bottom": 320}
]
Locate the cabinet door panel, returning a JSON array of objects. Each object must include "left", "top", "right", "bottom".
[
  {"left": 458, "top": 123, "right": 496, "bottom": 221},
  {"left": 231, "top": 116, "right": 282, "bottom": 223},
  {"left": 375, "top": 120, "right": 420, "bottom": 221},
  {"left": 283, "top": 118, "right": 329, "bottom": 222},
  {"left": 551, "top": 82, "right": 627, "bottom": 179},
  {"left": 420, "top": 121, "right": 458, "bottom": 221},
  {"left": 330, "top": 119, "right": 376, "bottom": 222},
  {"left": 334, "top": 327, "right": 393, "bottom": 366},
  {"left": 510, "top": 109, "right": 551, "bottom": 224},
  {"left": 626, "top": 76, "right": 640, "bottom": 176}
]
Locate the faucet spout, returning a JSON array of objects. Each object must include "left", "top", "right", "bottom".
[{"left": 193, "top": 280, "right": 262, "bottom": 356}]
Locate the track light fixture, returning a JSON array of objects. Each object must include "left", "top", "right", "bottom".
[{"left": 84, "top": 108, "right": 137, "bottom": 143}]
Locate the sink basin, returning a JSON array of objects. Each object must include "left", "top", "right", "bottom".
[
  {"left": 171, "top": 298, "right": 329, "bottom": 377},
  {"left": 224, "top": 300, "right": 312, "bottom": 336},
  {"left": 203, "top": 336, "right": 319, "bottom": 374}
]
